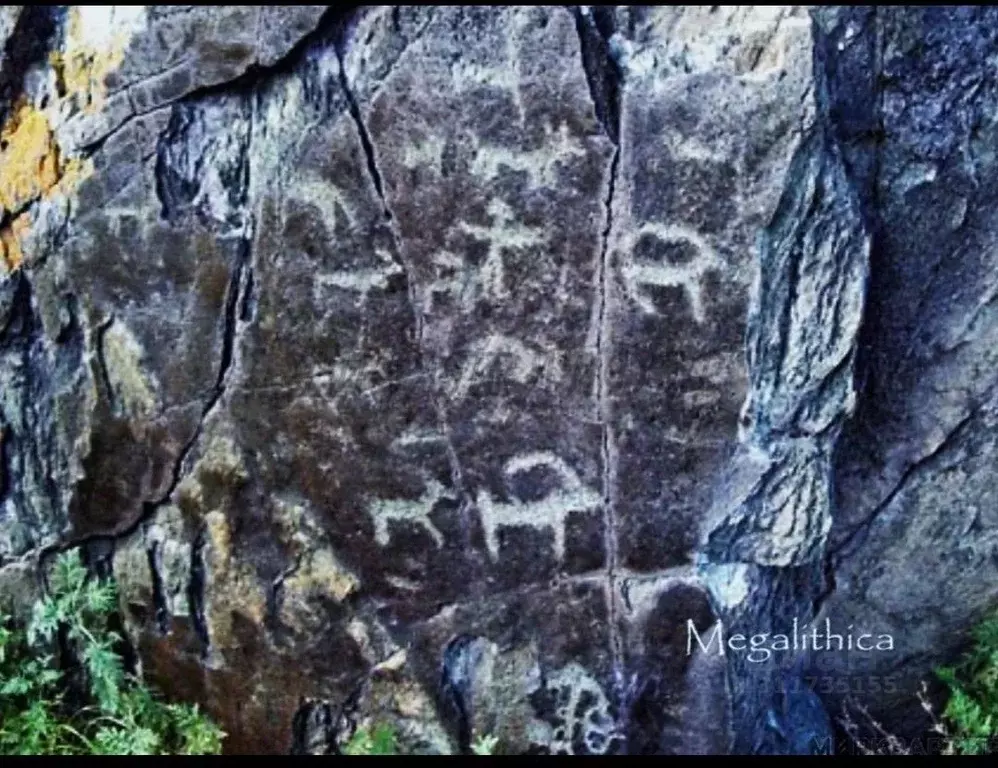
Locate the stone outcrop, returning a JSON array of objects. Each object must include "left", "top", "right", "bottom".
[{"left": 1, "top": 5, "right": 996, "bottom": 755}]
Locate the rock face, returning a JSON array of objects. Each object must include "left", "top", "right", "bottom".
[{"left": 0, "top": 5, "right": 996, "bottom": 755}]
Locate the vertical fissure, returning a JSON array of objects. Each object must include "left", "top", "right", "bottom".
[
  {"left": 697, "top": 8, "right": 879, "bottom": 754},
  {"left": 575, "top": 3, "right": 628, "bottom": 744},
  {"left": 597, "top": 147, "right": 623, "bottom": 691},
  {"left": 93, "top": 314, "right": 117, "bottom": 414},
  {"left": 187, "top": 525, "right": 210, "bottom": 659},
  {"left": 146, "top": 541, "right": 170, "bottom": 635},
  {"left": 573, "top": 6, "right": 622, "bottom": 144},
  {"left": 817, "top": 6, "right": 887, "bottom": 618},
  {"left": 334, "top": 39, "right": 424, "bottom": 360},
  {"left": 210, "top": 237, "right": 250, "bottom": 406},
  {"left": 0, "top": 422, "right": 10, "bottom": 505}
]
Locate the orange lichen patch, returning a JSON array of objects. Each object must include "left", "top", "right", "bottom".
[
  {"left": 0, "top": 102, "right": 94, "bottom": 274},
  {"left": 0, "top": 214, "right": 30, "bottom": 273},
  {"left": 0, "top": 103, "right": 62, "bottom": 213}
]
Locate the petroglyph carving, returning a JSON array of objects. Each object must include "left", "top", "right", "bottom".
[
  {"left": 313, "top": 247, "right": 404, "bottom": 305},
  {"left": 471, "top": 123, "right": 587, "bottom": 191},
  {"left": 401, "top": 135, "right": 448, "bottom": 175},
  {"left": 541, "top": 663, "right": 620, "bottom": 755},
  {"left": 620, "top": 223, "right": 723, "bottom": 323},
  {"left": 475, "top": 452, "right": 602, "bottom": 562},
  {"left": 452, "top": 333, "right": 564, "bottom": 400},
  {"left": 390, "top": 428, "right": 450, "bottom": 451},
  {"left": 367, "top": 478, "right": 456, "bottom": 548},
  {"left": 366, "top": 453, "right": 598, "bottom": 563},
  {"left": 663, "top": 131, "right": 728, "bottom": 163},
  {"left": 449, "top": 10, "right": 527, "bottom": 121},
  {"left": 285, "top": 177, "right": 356, "bottom": 237},
  {"left": 422, "top": 249, "right": 471, "bottom": 313},
  {"left": 458, "top": 199, "right": 548, "bottom": 301}
]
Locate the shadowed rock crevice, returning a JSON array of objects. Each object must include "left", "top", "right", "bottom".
[
  {"left": 572, "top": 6, "right": 622, "bottom": 145},
  {"left": 333, "top": 44, "right": 422, "bottom": 355},
  {"left": 439, "top": 634, "right": 477, "bottom": 753},
  {"left": 335, "top": 52, "right": 390, "bottom": 222},
  {"left": 92, "top": 313, "right": 117, "bottom": 414},
  {"left": 146, "top": 541, "right": 170, "bottom": 636},
  {"left": 0, "top": 422, "right": 11, "bottom": 505},
  {"left": 291, "top": 698, "right": 336, "bottom": 755},
  {"left": 186, "top": 525, "right": 210, "bottom": 660},
  {"left": 0, "top": 269, "right": 88, "bottom": 562},
  {"left": 212, "top": 236, "right": 252, "bottom": 406},
  {"left": 0, "top": 6, "right": 60, "bottom": 120}
]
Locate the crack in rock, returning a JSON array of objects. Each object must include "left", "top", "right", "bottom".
[{"left": 573, "top": 6, "right": 622, "bottom": 145}]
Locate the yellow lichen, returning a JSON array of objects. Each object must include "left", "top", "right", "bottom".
[
  {"left": 270, "top": 498, "right": 361, "bottom": 632},
  {"left": 0, "top": 214, "right": 30, "bottom": 273},
  {"left": 102, "top": 320, "right": 159, "bottom": 417},
  {"left": 50, "top": 7, "right": 140, "bottom": 115},
  {"left": 0, "top": 103, "right": 62, "bottom": 213},
  {"left": 52, "top": 155, "right": 94, "bottom": 198},
  {"left": 203, "top": 510, "right": 268, "bottom": 646},
  {"left": 292, "top": 549, "right": 358, "bottom": 602},
  {"left": 0, "top": 103, "right": 95, "bottom": 274},
  {"left": 0, "top": 8, "right": 139, "bottom": 276}
]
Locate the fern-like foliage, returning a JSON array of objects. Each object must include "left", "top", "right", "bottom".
[
  {"left": 0, "top": 550, "right": 225, "bottom": 755},
  {"left": 937, "top": 612, "right": 998, "bottom": 755}
]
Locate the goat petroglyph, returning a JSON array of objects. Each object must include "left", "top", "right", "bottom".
[
  {"left": 364, "top": 453, "right": 600, "bottom": 564},
  {"left": 619, "top": 222, "right": 723, "bottom": 323},
  {"left": 471, "top": 122, "right": 587, "bottom": 191},
  {"left": 367, "top": 478, "right": 456, "bottom": 548},
  {"left": 476, "top": 452, "right": 602, "bottom": 562},
  {"left": 312, "top": 248, "right": 404, "bottom": 306}
]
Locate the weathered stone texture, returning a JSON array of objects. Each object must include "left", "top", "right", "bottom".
[{"left": 1, "top": 4, "right": 998, "bottom": 756}]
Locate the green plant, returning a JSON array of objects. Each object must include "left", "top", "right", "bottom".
[
  {"left": 936, "top": 611, "right": 998, "bottom": 755},
  {"left": 340, "top": 722, "right": 499, "bottom": 756},
  {"left": 342, "top": 723, "right": 398, "bottom": 755},
  {"left": 471, "top": 733, "right": 499, "bottom": 755},
  {"left": 0, "top": 550, "right": 225, "bottom": 755}
]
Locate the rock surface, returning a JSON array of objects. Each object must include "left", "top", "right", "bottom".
[{"left": 0, "top": 4, "right": 995, "bottom": 755}]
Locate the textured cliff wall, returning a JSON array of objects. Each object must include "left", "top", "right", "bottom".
[{"left": 0, "top": 5, "right": 995, "bottom": 754}]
